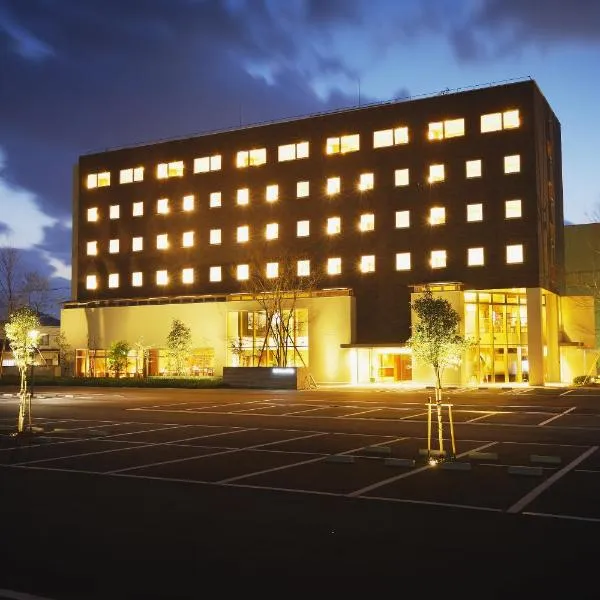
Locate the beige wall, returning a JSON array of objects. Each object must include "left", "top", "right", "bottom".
[
  {"left": 560, "top": 295, "right": 596, "bottom": 348},
  {"left": 61, "top": 294, "right": 354, "bottom": 383}
]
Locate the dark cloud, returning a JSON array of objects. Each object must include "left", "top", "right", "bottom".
[
  {"left": 450, "top": 0, "right": 600, "bottom": 60},
  {"left": 0, "top": 222, "right": 12, "bottom": 236}
]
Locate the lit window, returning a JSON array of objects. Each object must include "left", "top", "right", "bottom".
[
  {"left": 86, "top": 241, "right": 97, "bottom": 256},
  {"left": 193, "top": 155, "right": 221, "bottom": 173},
  {"left": 505, "top": 199, "right": 522, "bottom": 219},
  {"left": 237, "top": 188, "right": 249, "bottom": 205},
  {"left": 157, "top": 198, "right": 169, "bottom": 214},
  {"left": 266, "top": 262, "right": 279, "bottom": 279},
  {"left": 327, "top": 257, "right": 342, "bottom": 275},
  {"left": 132, "top": 272, "right": 143, "bottom": 287},
  {"left": 182, "top": 231, "right": 194, "bottom": 247},
  {"left": 468, "top": 247, "right": 485, "bottom": 266},
  {"left": 326, "top": 177, "right": 341, "bottom": 195},
  {"left": 156, "top": 161, "right": 184, "bottom": 179},
  {"left": 209, "top": 266, "right": 222, "bottom": 282},
  {"left": 266, "top": 184, "right": 279, "bottom": 202},
  {"left": 360, "top": 255, "right": 375, "bottom": 273},
  {"left": 358, "top": 172, "right": 374, "bottom": 191},
  {"left": 326, "top": 133, "right": 359, "bottom": 154},
  {"left": 481, "top": 113, "right": 502, "bottom": 133},
  {"left": 132, "top": 202, "right": 144, "bottom": 217},
  {"left": 87, "top": 207, "right": 98, "bottom": 222},
  {"left": 481, "top": 110, "right": 520, "bottom": 132},
  {"left": 156, "top": 270, "right": 168, "bottom": 285},
  {"left": 428, "top": 164, "right": 445, "bottom": 183},
  {"left": 237, "top": 264, "right": 249, "bottom": 280},
  {"left": 86, "top": 172, "right": 110, "bottom": 189},
  {"left": 182, "top": 268, "right": 194, "bottom": 284},
  {"left": 373, "top": 126, "right": 409, "bottom": 148},
  {"left": 395, "top": 169, "right": 409, "bottom": 187},
  {"left": 132, "top": 237, "right": 143, "bottom": 252},
  {"left": 430, "top": 250, "right": 447, "bottom": 269},
  {"left": 297, "top": 181, "right": 310, "bottom": 198},
  {"left": 506, "top": 244, "right": 524, "bottom": 264},
  {"left": 444, "top": 118, "right": 464, "bottom": 138},
  {"left": 504, "top": 155, "right": 521, "bottom": 174},
  {"left": 428, "top": 118, "right": 464, "bottom": 140},
  {"left": 395, "top": 252, "right": 411, "bottom": 271},
  {"left": 156, "top": 234, "right": 169, "bottom": 249},
  {"left": 210, "top": 229, "right": 221, "bottom": 245},
  {"left": 237, "top": 148, "right": 266, "bottom": 168},
  {"left": 429, "top": 207, "right": 446, "bottom": 226},
  {"left": 109, "top": 239, "right": 119, "bottom": 254},
  {"left": 297, "top": 260, "right": 310, "bottom": 277},
  {"left": 360, "top": 213, "right": 374, "bottom": 232},
  {"left": 86, "top": 274, "right": 97, "bottom": 289},
  {"left": 182, "top": 195, "right": 195, "bottom": 211},
  {"left": 327, "top": 217, "right": 341, "bottom": 235},
  {"left": 503, "top": 109, "right": 520, "bottom": 129},
  {"left": 109, "top": 205, "right": 120, "bottom": 219},
  {"left": 278, "top": 141, "right": 309, "bottom": 161},
  {"left": 265, "top": 223, "right": 278, "bottom": 240},
  {"left": 297, "top": 220, "right": 310, "bottom": 237},
  {"left": 108, "top": 273, "right": 119, "bottom": 288},
  {"left": 395, "top": 210, "right": 410, "bottom": 228},
  {"left": 119, "top": 167, "right": 144, "bottom": 184},
  {"left": 237, "top": 225, "right": 249, "bottom": 243},
  {"left": 428, "top": 122, "right": 444, "bottom": 140},
  {"left": 209, "top": 192, "right": 222, "bottom": 208},
  {"left": 467, "top": 204, "right": 483, "bottom": 222},
  {"left": 466, "top": 160, "right": 482, "bottom": 178}
]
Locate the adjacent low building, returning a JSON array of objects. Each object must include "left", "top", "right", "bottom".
[{"left": 61, "top": 78, "right": 597, "bottom": 385}]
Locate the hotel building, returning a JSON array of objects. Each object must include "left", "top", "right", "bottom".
[{"left": 62, "top": 78, "right": 596, "bottom": 385}]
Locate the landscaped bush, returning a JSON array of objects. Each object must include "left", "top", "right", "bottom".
[
  {"left": 0, "top": 375, "right": 224, "bottom": 389},
  {"left": 573, "top": 375, "right": 597, "bottom": 386}
]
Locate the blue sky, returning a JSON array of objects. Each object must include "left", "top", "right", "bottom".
[{"left": 1, "top": 0, "right": 599, "bottom": 299}]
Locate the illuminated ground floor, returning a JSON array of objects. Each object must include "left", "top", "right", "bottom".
[{"left": 60, "top": 285, "right": 597, "bottom": 386}]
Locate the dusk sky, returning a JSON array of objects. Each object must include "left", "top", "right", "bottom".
[{"left": 1, "top": 0, "right": 600, "bottom": 300}]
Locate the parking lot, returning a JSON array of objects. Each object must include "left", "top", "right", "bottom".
[{"left": 2, "top": 387, "right": 600, "bottom": 522}]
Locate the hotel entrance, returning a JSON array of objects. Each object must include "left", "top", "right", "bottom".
[
  {"left": 464, "top": 290, "right": 530, "bottom": 384},
  {"left": 351, "top": 346, "right": 412, "bottom": 383}
]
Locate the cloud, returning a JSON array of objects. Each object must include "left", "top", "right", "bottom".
[{"left": 0, "top": 146, "right": 58, "bottom": 249}]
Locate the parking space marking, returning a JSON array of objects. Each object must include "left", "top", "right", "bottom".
[
  {"left": 219, "top": 436, "right": 409, "bottom": 484},
  {"left": 336, "top": 408, "right": 382, "bottom": 418},
  {"left": 466, "top": 412, "right": 497, "bottom": 423},
  {"left": 400, "top": 411, "right": 428, "bottom": 420},
  {"left": 10, "top": 425, "right": 244, "bottom": 465},
  {"left": 522, "top": 511, "right": 600, "bottom": 523},
  {"left": 366, "top": 495, "right": 504, "bottom": 513},
  {"left": 507, "top": 445, "right": 599, "bottom": 514},
  {"left": 110, "top": 431, "right": 328, "bottom": 474},
  {"left": 538, "top": 406, "right": 576, "bottom": 426},
  {"left": 347, "top": 441, "right": 498, "bottom": 497}
]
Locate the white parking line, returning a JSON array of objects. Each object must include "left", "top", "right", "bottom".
[
  {"left": 337, "top": 408, "right": 382, "bottom": 418},
  {"left": 110, "top": 431, "right": 328, "bottom": 474},
  {"left": 522, "top": 511, "right": 600, "bottom": 523},
  {"left": 219, "top": 436, "right": 409, "bottom": 484},
  {"left": 537, "top": 406, "right": 576, "bottom": 426},
  {"left": 466, "top": 412, "right": 497, "bottom": 423},
  {"left": 347, "top": 441, "right": 498, "bottom": 497},
  {"left": 507, "top": 445, "right": 599, "bottom": 514},
  {"left": 0, "top": 588, "right": 57, "bottom": 599}
]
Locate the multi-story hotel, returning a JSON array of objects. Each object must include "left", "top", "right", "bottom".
[{"left": 61, "top": 78, "right": 597, "bottom": 385}]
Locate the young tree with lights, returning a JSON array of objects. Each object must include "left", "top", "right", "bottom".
[
  {"left": 5, "top": 306, "right": 41, "bottom": 434},
  {"left": 165, "top": 319, "right": 192, "bottom": 376},
  {"left": 409, "top": 288, "right": 470, "bottom": 403},
  {"left": 107, "top": 340, "right": 131, "bottom": 378}
]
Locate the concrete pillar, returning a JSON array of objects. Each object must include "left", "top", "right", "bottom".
[
  {"left": 545, "top": 291, "right": 561, "bottom": 383},
  {"left": 526, "top": 288, "right": 544, "bottom": 386}
]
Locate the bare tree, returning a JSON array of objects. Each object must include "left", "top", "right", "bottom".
[
  {"left": 22, "top": 271, "right": 52, "bottom": 315},
  {"left": 246, "top": 257, "right": 320, "bottom": 368}
]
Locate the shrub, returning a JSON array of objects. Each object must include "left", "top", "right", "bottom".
[{"left": 573, "top": 375, "right": 595, "bottom": 386}]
